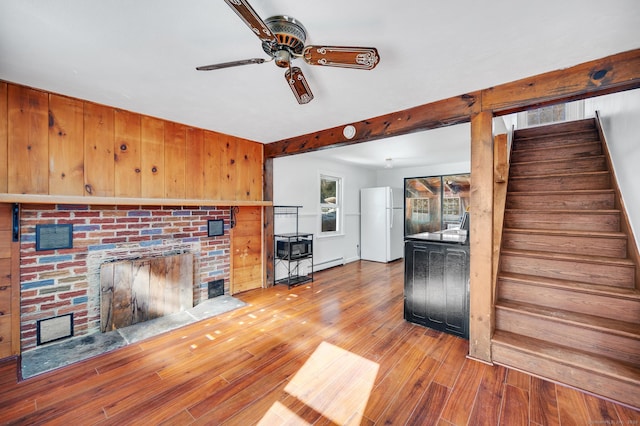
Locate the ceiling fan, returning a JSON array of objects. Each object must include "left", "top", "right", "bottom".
[{"left": 196, "top": 0, "right": 380, "bottom": 104}]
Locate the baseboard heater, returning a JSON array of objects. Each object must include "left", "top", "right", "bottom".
[{"left": 314, "top": 257, "right": 344, "bottom": 272}]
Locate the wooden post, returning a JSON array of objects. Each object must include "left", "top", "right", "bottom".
[
  {"left": 263, "top": 157, "right": 274, "bottom": 287},
  {"left": 469, "top": 110, "right": 494, "bottom": 363}
]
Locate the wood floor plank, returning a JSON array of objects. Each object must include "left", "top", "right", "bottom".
[
  {"left": 556, "top": 385, "right": 592, "bottom": 426},
  {"left": 506, "top": 368, "right": 530, "bottom": 391},
  {"left": 0, "top": 260, "right": 637, "bottom": 425},
  {"left": 530, "top": 376, "right": 560, "bottom": 426},
  {"left": 189, "top": 352, "right": 308, "bottom": 424},
  {"left": 411, "top": 381, "right": 451, "bottom": 426},
  {"left": 374, "top": 355, "right": 440, "bottom": 424},
  {"left": 582, "top": 391, "right": 622, "bottom": 425},
  {"left": 440, "top": 357, "right": 491, "bottom": 425},
  {"left": 499, "top": 384, "right": 529, "bottom": 426},
  {"left": 468, "top": 364, "right": 508, "bottom": 425},
  {"left": 364, "top": 329, "right": 428, "bottom": 421},
  {"left": 431, "top": 335, "right": 469, "bottom": 389}
]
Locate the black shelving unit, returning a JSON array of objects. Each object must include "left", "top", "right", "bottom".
[{"left": 274, "top": 206, "right": 314, "bottom": 288}]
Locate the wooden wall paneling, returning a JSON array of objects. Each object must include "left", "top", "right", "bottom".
[
  {"left": 469, "top": 110, "right": 494, "bottom": 363},
  {"left": 8, "top": 85, "right": 49, "bottom": 194},
  {"left": 164, "top": 122, "right": 186, "bottom": 199},
  {"left": 140, "top": 116, "right": 164, "bottom": 198},
  {"left": 230, "top": 206, "right": 263, "bottom": 294},
  {"left": 203, "top": 131, "right": 223, "bottom": 200},
  {"left": 240, "top": 140, "right": 263, "bottom": 201},
  {"left": 223, "top": 135, "right": 236, "bottom": 201},
  {"left": 185, "top": 127, "right": 204, "bottom": 199},
  {"left": 234, "top": 139, "right": 249, "bottom": 201},
  {"left": 84, "top": 102, "right": 115, "bottom": 197},
  {"left": 48, "top": 94, "right": 84, "bottom": 196},
  {"left": 0, "top": 315, "right": 10, "bottom": 359},
  {"left": 0, "top": 204, "right": 12, "bottom": 358},
  {"left": 114, "top": 109, "right": 141, "bottom": 198},
  {"left": 233, "top": 139, "right": 252, "bottom": 201},
  {"left": 0, "top": 83, "right": 7, "bottom": 193}
]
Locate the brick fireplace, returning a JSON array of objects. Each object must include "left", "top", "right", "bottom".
[{"left": 19, "top": 204, "right": 231, "bottom": 351}]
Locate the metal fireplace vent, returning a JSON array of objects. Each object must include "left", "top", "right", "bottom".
[
  {"left": 37, "top": 313, "right": 74, "bottom": 345},
  {"left": 208, "top": 279, "right": 224, "bottom": 298}
]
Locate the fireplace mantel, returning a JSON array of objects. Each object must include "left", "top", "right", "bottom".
[{"left": 0, "top": 193, "right": 272, "bottom": 207}]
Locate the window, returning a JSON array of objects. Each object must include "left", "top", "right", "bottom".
[
  {"left": 410, "top": 198, "right": 431, "bottom": 224},
  {"left": 442, "top": 196, "right": 461, "bottom": 217},
  {"left": 526, "top": 104, "right": 566, "bottom": 126},
  {"left": 516, "top": 100, "right": 585, "bottom": 128},
  {"left": 320, "top": 174, "right": 341, "bottom": 234}
]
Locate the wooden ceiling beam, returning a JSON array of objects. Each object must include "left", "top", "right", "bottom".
[
  {"left": 264, "top": 92, "right": 480, "bottom": 158},
  {"left": 264, "top": 48, "right": 640, "bottom": 159},
  {"left": 482, "top": 49, "right": 640, "bottom": 115}
]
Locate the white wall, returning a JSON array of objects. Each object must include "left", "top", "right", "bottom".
[
  {"left": 585, "top": 90, "right": 640, "bottom": 242},
  {"left": 273, "top": 152, "right": 376, "bottom": 272}
]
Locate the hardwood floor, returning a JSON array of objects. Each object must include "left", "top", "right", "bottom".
[{"left": 0, "top": 260, "right": 638, "bottom": 425}]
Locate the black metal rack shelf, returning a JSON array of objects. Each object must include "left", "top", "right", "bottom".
[{"left": 273, "top": 206, "right": 313, "bottom": 288}]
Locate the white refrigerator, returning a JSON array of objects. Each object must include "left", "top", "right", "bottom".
[{"left": 360, "top": 187, "right": 404, "bottom": 262}]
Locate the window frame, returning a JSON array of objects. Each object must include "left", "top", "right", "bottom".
[{"left": 318, "top": 173, "right": 343, "bottom": 237}]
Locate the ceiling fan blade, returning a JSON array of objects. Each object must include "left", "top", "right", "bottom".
[
  {"left": 285, "top": 67, "right": 314, "bottom": 104},
  {"left": 223, "top": 0, "right": 278, "bottom": 47},
  {"left": 303, "top": 46, "right": 380, "bottom": 70},
  {"left": 196, "top": 58, "right": 266, "bottom": 71}
]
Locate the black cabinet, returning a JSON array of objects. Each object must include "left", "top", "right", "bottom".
[{"left": 404, "top": 240, "right": 470, "bottom": 339}]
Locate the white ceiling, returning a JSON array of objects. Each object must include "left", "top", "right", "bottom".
[{"left": 1, "top": 0, "right": 638, "bottom": 169}]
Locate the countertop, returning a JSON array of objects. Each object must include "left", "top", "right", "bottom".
[{"left": 405, "top": 229, "right": 468, "bottom": 244}]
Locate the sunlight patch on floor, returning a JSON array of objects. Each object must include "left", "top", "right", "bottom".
[{"left": 259, "top": 341, "right": 379, "bottom": 425}]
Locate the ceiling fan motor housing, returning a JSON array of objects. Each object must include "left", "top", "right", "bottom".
[{"left": 262, "top": 15, "right": 307, "bottom": 67}]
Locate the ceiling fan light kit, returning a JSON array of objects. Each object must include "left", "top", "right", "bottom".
[{"left": 197, "top": 0, "right": 380, "bottom": 104}]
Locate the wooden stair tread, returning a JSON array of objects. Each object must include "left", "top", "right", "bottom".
[
  {"left": 501, "top": 248, "right": 635, "bottom": 266},
  {"left": 514, "top": 124, "right": 597, "bottom": 139},
  {"left": 511, "top": 140, "right": 600, "bottom": 154},
  {"left": 503, "top": 228, "right": 627, "bottom": 240},
  {"left": 497, "top": 271, "right": 640, "bottom": 299},
  {"left": 509, "top": 155, "right": 606, "bottom": 167},
  {"left": 514, "top": 120, "right": 597, "bottom": 139},
  {"left": 505, "top": 208, "right": 619, "bottom": 214},
  {"left": 492, "top": 330, "right": 640, "bottom": 385},
  {"left": 495, "top": 300, "right": 640, "bottom": 339},
  {"left": 506, "top": 189, "right": 615, "bottom": 196},
  {"left": 508, "top": 170, "right": 609, "bottom": 180}
]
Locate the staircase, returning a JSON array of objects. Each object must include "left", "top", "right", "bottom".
[{"left": 492, "top": 118, "right": 640, "bottom": 408}]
